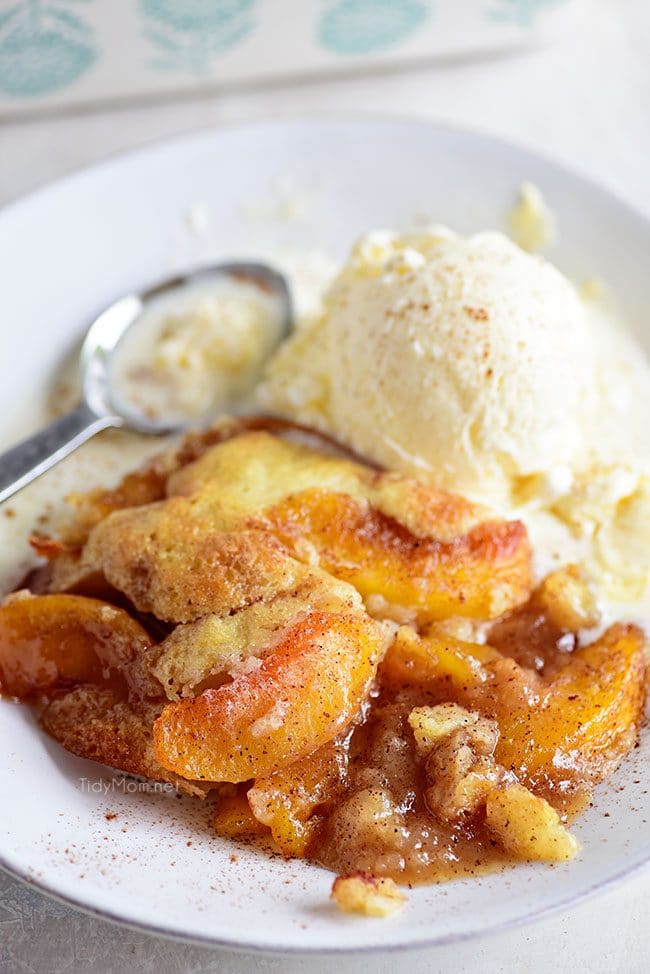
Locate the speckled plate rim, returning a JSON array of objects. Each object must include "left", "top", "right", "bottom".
[
  {"left": 0, "top": 113, "right": 649, "bottom": 954},
  {"left": 1, "top": 848, "right": 650, "bottom": 956}
]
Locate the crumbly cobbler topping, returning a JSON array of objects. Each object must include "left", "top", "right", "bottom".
[{"left": 0, "top": 419, "right": 646, "bottom": 912}]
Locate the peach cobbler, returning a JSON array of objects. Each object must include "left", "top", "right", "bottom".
[{"left": 0, "top": 417, "right": 646, "bottom": 914}]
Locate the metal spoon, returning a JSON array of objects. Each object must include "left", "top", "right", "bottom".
[{"left": 0, "top": 262, "right": 292, "bottom": 505}]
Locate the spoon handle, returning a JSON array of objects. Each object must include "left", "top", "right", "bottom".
[{"left": 0, "top": 404, "right": 117, "bottom": 506}]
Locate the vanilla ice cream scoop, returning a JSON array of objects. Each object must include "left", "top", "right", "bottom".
[{"left": 260, "top": 228, "right": 602, "bottom": 503}]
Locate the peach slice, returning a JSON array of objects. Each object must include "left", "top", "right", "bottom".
[
  {"left": 212, "top": 790, "right": 270, "bottom": 840},
  {"left": 153, "top": 610, "right": 386, "bottom": 782},
  {"left": 379, "top": 622, "right": 646, "bottom": 800},
  {"left": 0, "top": 593, "right": 156, "bottom": 699},
  {"left": 485, "top": 784, "right": 579, "bottom": 861},
  {"left": 248, "top": 737, "right": 349, "bottom": 857},
  {"left": 262, "top": 489, "right": 531, "bottom": 622},
  {"left": 380, "top": 625, "right": 501, "bottom": 693},
  {"left": 492, "top": 623, "right": 647, "bottom": 793}
]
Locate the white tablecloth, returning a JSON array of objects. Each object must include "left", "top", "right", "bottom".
[{"left": 1, "top": 1, "right": 649, "bottom": 970}]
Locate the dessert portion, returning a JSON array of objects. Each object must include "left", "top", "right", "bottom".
[
  {"left": 0, "top": 421, "right": 646, "bottom": 900},
  {"left": 0, "top": 220, "right": 648, "bottom": 916},
  {"left": 260, "top": 228, "right": 650, "bottom": 602}
]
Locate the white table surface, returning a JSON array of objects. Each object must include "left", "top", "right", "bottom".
[{"left": 1, "top": 1, "right": 649, "bottom": 970}]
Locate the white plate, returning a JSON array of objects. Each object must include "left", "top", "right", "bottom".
[{"left": 0, "top": 117, "right": 648, "bottom": 954}]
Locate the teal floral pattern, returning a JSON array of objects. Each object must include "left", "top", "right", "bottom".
[
  {"left": 0, "top": 0, "right": 95, "bottom": 97},
  {"left": 488, "top": 0, "right": 565, "bottom": 28},
  {"left": 318, "top": 0, "right": 429, "bottom": 56},
  {"left": 139, "top": 0, "right": 255, "bottom": 75},
  {"left": 0, "top": 0, "right": 574, "bottom": 107}
]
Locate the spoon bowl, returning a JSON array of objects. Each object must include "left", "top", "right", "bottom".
[{"left": 0, "top": 261, "right": 292, "bottom": 504}]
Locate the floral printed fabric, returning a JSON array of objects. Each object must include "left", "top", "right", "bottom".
[{"left": 0, "top": 0, "right": 577, "bottom": 112}]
